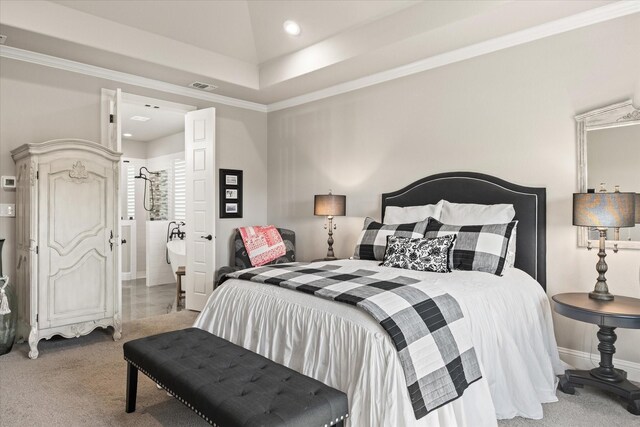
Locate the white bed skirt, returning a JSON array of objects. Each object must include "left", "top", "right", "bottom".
[{"left": 194, "top": 261, "right": 564, "bottom": 427}]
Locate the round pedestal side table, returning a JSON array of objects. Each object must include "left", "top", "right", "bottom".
[{"left": 552, "top": 292, "right": 640, "bottom": 415}]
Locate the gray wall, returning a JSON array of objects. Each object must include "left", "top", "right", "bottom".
[
  {"left": 0, "top": 57, "right": 268, "bottom": 284},
  {"left": 146, "top": 131, "right": 184, "bottom": 158},
  {"left": 267, "top": 15, "right": 640, "bottom": 363},
  {"left": 121, "top": 139, "right": 147, "bottom": 158}
]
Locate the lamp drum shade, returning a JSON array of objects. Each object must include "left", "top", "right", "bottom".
[
  {"left": 314, "top": 194, "right": 346, "bottom": 216},
  {"left": 573, "top": 192, "right": 636, "bottom": 228}
]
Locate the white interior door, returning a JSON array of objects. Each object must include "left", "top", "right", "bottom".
[
  {"left": 119, "top": 220, "right": 136, "bottom": 281},
  {"left": 185, "top": 108, "right": 216, "bottom": 311},
  {"left": 111, "top": 88, "right": 123, "bottom": 321},
  {"left": 101, "top": 88, "right": 123, "bottom": 316},
  {"left": 101, "top": 88, "right": 122, "bottom": 152}
]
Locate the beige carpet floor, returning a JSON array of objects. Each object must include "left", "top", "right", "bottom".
[
  {"left": 1, "top": 311, "right": 638, "bottom": 426},
  {"left": 0, "top": 311, "right": 203, "bottom": 427}
]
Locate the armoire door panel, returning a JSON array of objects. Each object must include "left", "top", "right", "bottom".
[
  {"left": 39, "top": 157, "right": 114, "bottom": 328},
  {"left": 49, "top": 173, "right": 106, "bottom": 253},
  {"left": 50, "top": 250, "right": 106, "bottom": 321},
  {"left": 48, "top": 235, "right": 108, "bottom": 274}
]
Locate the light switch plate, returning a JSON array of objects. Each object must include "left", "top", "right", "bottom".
[
  {"left": 0, "top": 204, "right": 16, "bottom": 217},
  {"left": 1, "top": 176, "right": 16, "bottom": 188}
]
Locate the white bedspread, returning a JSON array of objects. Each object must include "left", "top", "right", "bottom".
[{"left": 194, "top": 260, "right": 564, "bottom": 426}]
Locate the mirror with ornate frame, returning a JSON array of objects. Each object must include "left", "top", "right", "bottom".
[{"left": 576, "top": 99, "right": 640, "bottom": 250}]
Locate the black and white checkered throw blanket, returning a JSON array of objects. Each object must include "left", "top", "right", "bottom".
[{"left": 223, "top": 262, "right": 482, "bottom": 418}]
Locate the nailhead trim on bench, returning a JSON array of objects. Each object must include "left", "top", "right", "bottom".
[{"left": 124, "top": 356, "right": 349, "bottom": 427}]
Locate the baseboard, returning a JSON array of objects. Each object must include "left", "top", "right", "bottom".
[
  {"left": 558, "top": 346, "right": 640, "bottom": 383},
  {"left": 136, "top": 271, "right": 146, "bottom": 279}
]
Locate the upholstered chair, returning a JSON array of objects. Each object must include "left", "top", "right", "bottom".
[{"left": 217, "top": 228, "right": 295, "bottom": 285}]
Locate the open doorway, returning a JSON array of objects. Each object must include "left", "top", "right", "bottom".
[{"left": 118, "top": 93, "right": 196, "bottom": 321}]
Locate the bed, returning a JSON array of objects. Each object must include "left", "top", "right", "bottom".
[{"left": 195, "top": 172, "right": 564, "bottom": 426}]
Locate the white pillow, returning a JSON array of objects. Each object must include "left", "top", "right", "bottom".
[
  {"left": 384, "top": 200, "right": 443, "bottom": 224},
  {"left": 440, "top": 201, "right": 515, "bottom": 225}
]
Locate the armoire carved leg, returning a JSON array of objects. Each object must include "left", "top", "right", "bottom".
[
  {"left": 112, "top": 314, "right": 122, "bottom": 341},
  {"left": 28, "top": 327, "right": 39, "bottom": 359}
]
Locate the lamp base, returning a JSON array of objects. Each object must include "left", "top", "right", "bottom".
[
  {"left": 589, "top": 229, "right": 614, "bottom": 302},
  {"left": 589, "top": 290, "right": 614, "bottom": 301},
  {"left": 324, "top": 215, "right": 336, "bottom": 260}
]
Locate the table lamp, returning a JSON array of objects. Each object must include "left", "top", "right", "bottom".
[
  {"left": 573, "top": 189, "right": 635, "bottom": 301},
  {"left": 314, "top": 192, "right": 346, "bottom": 260}
]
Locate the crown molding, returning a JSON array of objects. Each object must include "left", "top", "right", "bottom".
[
  {"left": 267, "top": 1, "right": 640, "bottom": 112},
  {"left": 0, "top": 45, "right": 268, "bottom": 113}
]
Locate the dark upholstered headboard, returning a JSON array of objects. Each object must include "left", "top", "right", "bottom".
[{"left": 381, "top": 172, "right": 546, "bottom": 290}]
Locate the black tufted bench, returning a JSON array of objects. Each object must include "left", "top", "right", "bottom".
[{"left": 123, "top": 328, "right": 349, "bottom": 427}]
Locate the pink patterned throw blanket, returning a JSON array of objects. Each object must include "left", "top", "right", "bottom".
[{"left": 238, "top": 226, "right": 286, "bottom": 267}]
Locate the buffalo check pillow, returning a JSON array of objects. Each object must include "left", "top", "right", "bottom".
[
  {"left": 425, "top": 218, "right": 517, "bottom": 276},
  {"left": 353, "top": 217, "right": 429, "bottom": 261}
]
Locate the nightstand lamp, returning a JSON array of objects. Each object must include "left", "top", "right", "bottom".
[
  {"left": 573, "top": 189, "right": 635, "bottom": 301},
  {"left": 314, "top": 192, "right": 346, "bottom": 260}
]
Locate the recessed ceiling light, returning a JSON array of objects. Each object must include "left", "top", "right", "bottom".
[
  {"left": 130, "top": 116, "right": 150, "bottom": 122},
  {"left": 123, "top": 133, "right": 132, "bottom": 138},
  {"left": 283, "top": 20, "right": 301, "bottom": 36}
]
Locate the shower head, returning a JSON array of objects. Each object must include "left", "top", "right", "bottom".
[
  {"left": 134, "top": 166, "right": 160, "bottom": 180},
  {"left": 134, "top": 167, "right": 147, "bottom": 180}
]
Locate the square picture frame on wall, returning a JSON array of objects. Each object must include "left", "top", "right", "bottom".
[{"left": 220, "top": 169, "right": 243, "bottom": 218}]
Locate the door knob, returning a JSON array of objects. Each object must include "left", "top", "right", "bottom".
[
  {"left": 201, "top": 234, "right": 213, "bottom": 241},
  {"left": 121, "top": 239, "right": 127, "bottom": 244}
]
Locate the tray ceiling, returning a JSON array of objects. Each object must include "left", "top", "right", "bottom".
[{"left": 0, "top": 0, "right": 628, "bottom": 106}]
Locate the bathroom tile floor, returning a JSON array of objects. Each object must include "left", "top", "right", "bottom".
[{"left": 122, "top": 278, "right": 182, "bottom": 322}]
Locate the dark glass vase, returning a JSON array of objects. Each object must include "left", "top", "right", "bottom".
[{"left": 0, "top": 238, "right": 18, "bottom": 356}]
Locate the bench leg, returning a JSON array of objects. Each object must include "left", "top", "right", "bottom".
[{"left": 126, "top": 362, "right": 138, "bottom": 413}]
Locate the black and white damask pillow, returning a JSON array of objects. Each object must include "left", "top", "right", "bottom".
[
  {"left": 425, "top": 218, "right": 516, "bottom": 276},
  {"left": 381, "top": 235, "right": 456, "bottom": 273},
  {"left": 353, "top": 217, "right": 429, "bottom": 261}
]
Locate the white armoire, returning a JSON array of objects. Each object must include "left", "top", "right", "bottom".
[{"left": 11, "top": 139, "right": 122, "bottom": 359}]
